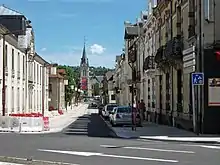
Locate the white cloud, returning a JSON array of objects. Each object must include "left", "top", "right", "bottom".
[
  {"left": 89, "top": 44, "right": 106, "bottom": 54},
  {"left": 40, "top": 47, "right": 47, "bottom": 51}
]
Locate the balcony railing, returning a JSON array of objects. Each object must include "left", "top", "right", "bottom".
[
  {"left": 164, "top": 37, "right": 183, "bottom": 62},
  {"left": 154, "top": 46, "right": 166, "bottom": 64},
  {"left": 128, "top": 44, "right": 137, "bottom": 63},
  {"left": 143, "top": 56, "right": 155, "bottom": 71}
]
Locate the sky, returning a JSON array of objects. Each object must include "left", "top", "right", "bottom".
[{"left": 2, "top": 0, "right": 147, "bottom": 68}]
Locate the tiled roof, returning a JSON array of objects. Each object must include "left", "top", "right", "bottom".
[
  {"left": 0, "top": 5, "right": 23, "bottom": 16},
  {"left": 57, "top": 69, "right": 66, "bottom": 75}
]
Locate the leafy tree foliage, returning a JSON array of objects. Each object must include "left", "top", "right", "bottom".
[
  {"left": 71, "top": 66, "right": 113, "bottom": 77},
  {"left": 92, "top": 83, "right": 100, "bottom": 96},
  {"left": 57, "top": 65, "right": 77, "bottom": 105}
]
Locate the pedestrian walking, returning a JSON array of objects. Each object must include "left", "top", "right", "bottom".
[{"left": 139, "top": 99, "right": 146, "bottom": 121}]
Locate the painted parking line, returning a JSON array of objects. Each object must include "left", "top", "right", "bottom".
[
  {"left": 38, "top": 149, "right": 179, "bottom": 163},
  {"left": 0, "top": 162, "right": 24, "bottom": 165},
  {"left": 181, "top": 144, "right": 220, "bottom": 150},
  {"left": 100, "top": 145, "right": 195, "bottom": 154}
]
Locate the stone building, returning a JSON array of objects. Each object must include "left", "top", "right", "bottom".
[
  {"left": 48, "top": 65, "right": 66, "bottom": 111},
  {"left": 0, "top": 5, "right": 49, "bottom": 115}
]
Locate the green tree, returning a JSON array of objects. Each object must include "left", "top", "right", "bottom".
[
  {"left": 71, "top": 66, "right": 113, "bottom": 77},
  {"left": 58, "top": 65, "right": 77, "bottom": 106},
  {"left": 92, "top": 83, "right": 100, "bottom": 96}
]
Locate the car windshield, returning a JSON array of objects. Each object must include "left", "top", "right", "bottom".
[
  {"left": 117, "top": 107, "right": 131, "bottom": 113},
  {"left": 107, "top": 105, "right": 117, "bottom": 111}
]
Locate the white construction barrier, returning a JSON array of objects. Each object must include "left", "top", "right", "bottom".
[
  {"left": 0, "top": 115, "right": 48, "bottom": 133},
  {"left": 9, "top": 117, "right": 20, "bottom": 132}
]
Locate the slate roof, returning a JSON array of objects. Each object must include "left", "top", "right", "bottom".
[
  {"left": 0, "top": 5, "right": 23, "bottom": 16},
  {"left": 105, "top": 71, "right": 114, "bottom": 81},
  {"left": 96, "top": 76, "right": 104, "bottom": 83},
  {"left": 89, "top": 76, "right": 103, "bottom": 83},
  {"left": 80, "top": 44, "right": 87, "bottom": 65},
  {"left": 124, "top": 25, "right": 138, "bottom": 40}
]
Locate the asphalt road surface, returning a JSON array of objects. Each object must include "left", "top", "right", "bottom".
[
  {"left": 63, "top": 114, "right": 90, "bottom": 135},
  {"left": 0, "top": 109, "right": 219, "bottom": 165}
]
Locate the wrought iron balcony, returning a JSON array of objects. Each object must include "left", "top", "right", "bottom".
[
  {"left": 172, "top": 36, "right": 183, "bottom": 60},
  {"left": 128, "top": 44, "right": 137, "bottom": 63},
  {"left": 154, "top": 46, "right": 165, "bottom": 64},
  {"left": 164, "top": 37, "right": 183, "bottom": 62},
  {"left": 143, "top": 56, "right": 155, "bottom": 71}
]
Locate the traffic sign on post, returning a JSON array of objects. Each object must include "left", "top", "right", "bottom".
[{"left": 192, "top": 73, "right": 204, "bottom": 85}]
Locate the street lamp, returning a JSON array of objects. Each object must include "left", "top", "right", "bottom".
[
  {"left": 74, "top": 87, "right": 79, "bottom": 105},
  {"left": 70, "top": 85, "right": 74, "bottom": 109}
]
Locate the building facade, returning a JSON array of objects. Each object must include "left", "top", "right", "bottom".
[
  {"left": 33, "top": 54, "right": 49, "bottom": 115},
  {"left": 116, "top": 0, "right": 220, "bottom": 134},
  {"left": 0, "top": 5, "right": 49, "bottom": 116},
  {"left": 48, "top": 66, "right": 66, "bottom": 111}
]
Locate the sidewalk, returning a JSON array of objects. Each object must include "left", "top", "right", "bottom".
[
  {"left": 111, "top": 122, "right": 220, "bottom": 143},
  {"left": 21, "top": 103, "right": 88, "bottom": 134}
]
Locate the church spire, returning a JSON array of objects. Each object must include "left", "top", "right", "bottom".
[{"left": 80, "top": 37, "right": 87, "bottom": 65}]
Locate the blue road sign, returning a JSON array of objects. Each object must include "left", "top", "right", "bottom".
[{"left": 192, "top": 72, "right": 204, "bottom": 85}]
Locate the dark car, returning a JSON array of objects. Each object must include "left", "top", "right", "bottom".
[{"left": 88, "top": 102, "right": 98, "bottom": 109}]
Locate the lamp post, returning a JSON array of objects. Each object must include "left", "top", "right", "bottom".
[
  {"left": 70, "top": 85, "right": 74, "bottom": 109},
  {"left": 2, "top": 34, "right": 6, "bottom": 116},
  {"left": 75, "top": 87, "right": 78, "bottom": 106}
]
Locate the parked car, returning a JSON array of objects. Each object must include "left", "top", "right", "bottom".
[
  {"left": 102, "top": 104, "right": 118, "bottom": 119},
  {"left": 88, "top": 102, "right": 98, "bottom": 109},
  {"left": 109, "top": 106, "right": 141, "bottom": 127}
]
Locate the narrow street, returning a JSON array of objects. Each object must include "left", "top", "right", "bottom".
[
  {"left": 63, "top": 115, "right": 90, "bottom": 135},
  {"left": 0, "top": 106, "right": 219, "bottom": 165},
  {"left": 0, "top": 132, "right": 219, "bottom": 165}
]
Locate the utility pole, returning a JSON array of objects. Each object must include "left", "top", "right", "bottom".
[
  {"left": 170, "top": 0, "right": 174, "bottom": 126},
  {"left": 196, "top": 0, "right": 203, "bottom": 134},
  {"left": 42, "top": 64, "right": 45, "bottom": 116},
  {"left": 2, "top": 34, "right": 6, "bottom": 116}
]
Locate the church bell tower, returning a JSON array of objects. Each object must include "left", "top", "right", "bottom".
[{"left": 80, "top": 39, "right": 89, "bottom": 96}]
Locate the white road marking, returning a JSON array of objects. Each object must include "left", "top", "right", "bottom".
[
  {"left": 181, "top": 144, "right": 220, "bottom": 150},
  {"left": 0, "top": 162, "right": 23, "bottom": 165},
  {"left": 199, "top": 145, "right": 220, "bottom": 150},
  {"left": 140, "top": 136, "right": 220, "bottom": 143},
  {"left": 100, "top": 145, "right": 194, "bottom": 154},
  {"left": 137, "top": 139, "right": 169, "bottom": 144},
  {"left": 38, "top": 149, "right": 179, "bottom": 163}
]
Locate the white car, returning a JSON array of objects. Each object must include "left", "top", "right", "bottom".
[
  {"left": 102, "top": 104, "right": 118, "bottom": 119},
  {"left": 110, "top": 106, "right": 141, "bottom": 126}
]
